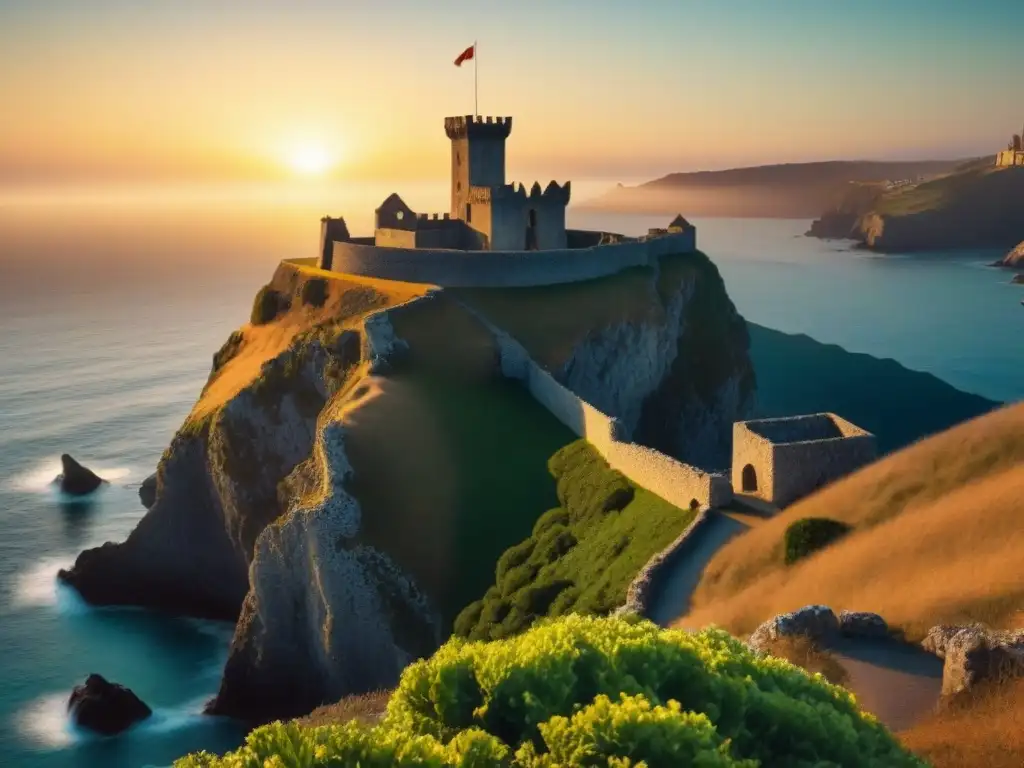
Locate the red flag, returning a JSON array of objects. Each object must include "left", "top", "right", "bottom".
[{"left": 454, "top": 44, "right": 475, "bottom": 67}]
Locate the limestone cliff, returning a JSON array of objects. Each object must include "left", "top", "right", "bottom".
[
  {"left": 555, "top": 254, "right": 755, "bottom": 469},
  {"left": 453, "top": 251, "right": 756, "bottom": 470},
  {"left": 995, "top": 240, "right": 1024, "bottom": 268},
  {"left": 59, "top": 253, "right": 756, "bottom": 724}
]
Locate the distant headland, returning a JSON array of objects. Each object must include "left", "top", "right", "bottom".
[
  {"left": 808, "top": 126, "right": 1024, "bottom": 252},
  {"left": 579, "top": 159, "right": 970, "bottom": 219}
]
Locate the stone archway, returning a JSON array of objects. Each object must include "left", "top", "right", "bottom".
[{"left": 741, "top": 464, "right": 758, "bottom": 492}]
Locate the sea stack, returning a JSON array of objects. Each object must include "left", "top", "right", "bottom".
[
  {"left": 53, "top": 454, "right": 107, "bottom": 496},
  {"left": 67, "top": 674, "right": 152, "bottom": 736}
]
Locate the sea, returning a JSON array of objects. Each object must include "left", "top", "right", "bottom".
[{"left": 0, "top": 180, "right": 1021, "bottom": 768}]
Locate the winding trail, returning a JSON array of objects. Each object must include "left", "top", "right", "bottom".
[{"left": 647, "top": 494, "right": 944, "bottom": 731}]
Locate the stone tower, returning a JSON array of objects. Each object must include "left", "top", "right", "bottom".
[{"left": 445, "top": 115, "right": 513, "bottom": 222}]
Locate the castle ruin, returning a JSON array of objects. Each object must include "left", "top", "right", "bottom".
[
  {"left": 732, "top": 413, "right": 876, "bottom": 508},
  {"left": 316, "top": 115, "right": 697, "bottom": 287},
  {"left": 995, "top": 125, "right": 1024, "bottom": 167}
]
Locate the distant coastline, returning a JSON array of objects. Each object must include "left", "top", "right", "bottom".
[{"left": 579, "top": 159, "right": 971, "bottom": 219}]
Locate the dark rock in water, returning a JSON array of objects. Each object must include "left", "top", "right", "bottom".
[
  {"left": 139, "top": 472, "right": 158, "bottom": 509},
  {"left": 53, "top": 454, "right": 107, "bottom": 496},
  {"left": 1012, "top": 273, "right": 1024, "bottom": 285},
  {"left": 67, "top": 674, "right": 152, "bottom": 736}
]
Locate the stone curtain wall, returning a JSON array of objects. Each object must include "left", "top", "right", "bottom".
[
  {"left": 458, "top": 299, "right": 731, "bottom": 510},
  {"left": 323, "top": 230, "right": 696, "bottom": 288}
]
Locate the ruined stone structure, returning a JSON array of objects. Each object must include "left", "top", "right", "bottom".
[
  {"left": 316, "top": 115, "right": 697, "bottom": 285},
  {"left": 731, "top": 413, "right": 876, "bottom": 508},
  {"left": 995, "top": 128, "right": 1024, "bottom": 167}
]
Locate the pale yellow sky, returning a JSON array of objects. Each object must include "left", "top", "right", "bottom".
[{"left": 2, "top": 1, "right": 1020, "bottom": 185}]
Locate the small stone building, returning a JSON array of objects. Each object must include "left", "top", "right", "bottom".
[{"left": 731, "top": 413, "right": 876, "bottom": 508}]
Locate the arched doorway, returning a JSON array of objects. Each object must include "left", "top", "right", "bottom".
[{"left": 741, "top": 464, "right": 758, "bottom": 492}]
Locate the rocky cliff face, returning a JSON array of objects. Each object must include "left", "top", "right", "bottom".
[
  {"left": 808, "top": 167, "right": 1024, "bottom": 253},
  {"left": 559, "top": 255, "right": 755, "bottom": 469},
  {"left": 995, "top": 240, "right": 1024, "bottom": 268},
  {"left": 59, "top": 254, "right": 757, "bottom": 723}
]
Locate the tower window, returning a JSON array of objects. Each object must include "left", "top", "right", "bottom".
[{"left": 465, "top": 203, "right": 472, "bottom": 222}]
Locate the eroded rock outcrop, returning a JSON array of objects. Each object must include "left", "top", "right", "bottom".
[
  {"left": 58, "top": 318, "right": 361, "bottom": 619},
  {"left": 993, "top": 241, "right": 1024, "bottom": 268},
  {"left": 139, "top": 472, "right": 157, "bottom": 509},
  {"left": 748, "top": 605, "right": 840, "bottom": 653},
  {"left": 68, "top": 674, "right": 151, "bottom": 736},
  {"left": 922, "top": 624, "right": 1024, "bottom": 696},
  {"left": 208, "top": 417, "right": 441, "bottom": 722},
  {"left": 559, "top": 256, "right": 755, "bottom": 469}
]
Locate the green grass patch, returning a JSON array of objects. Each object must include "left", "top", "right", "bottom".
[
  {"left": 455, "top": 440, "right": 697, "bottom": 641},
  {"left": 449, "top": 265, "right": 660, "bottom": 370},
  {"left": 386, "top": 371, "right": 576, "bottom": 621}
]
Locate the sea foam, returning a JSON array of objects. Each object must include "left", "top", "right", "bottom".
[{"left": 6, "top": 456, "right": 134, "bottom": 494}]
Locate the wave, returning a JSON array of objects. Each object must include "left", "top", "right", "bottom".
[
  {"left": 7, "top": 555, "right": 88, "bottom": 615},
  {"left": 6, "top": 456, "right": 135, "bottom": 493},
  {"left": 15, "top": 692, "right": 222, "bottom": 751}
]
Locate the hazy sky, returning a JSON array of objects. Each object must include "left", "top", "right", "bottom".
[{"left": 2, "top": 0, "right": 1022, "bottom": 184}]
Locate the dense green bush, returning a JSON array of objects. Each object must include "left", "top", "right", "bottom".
[
  {"left": 176, "top": 615, "right": 925, "bottom": 767},
  {"left": 454, "top": 440, "right": 697, "bottom": 641},
  {"left": 251, "top": 285, "right": 289, "bottom": 325},
  {"left": 301, "top": 277, "right": 329, "bottom": 308},
  {"left": 784, "top": 517, "right": 853, "bottom": 565}
]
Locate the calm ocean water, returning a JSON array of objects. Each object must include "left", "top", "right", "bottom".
[{"left": 0, "top": 187, "right": 1020, "bottom": 767}]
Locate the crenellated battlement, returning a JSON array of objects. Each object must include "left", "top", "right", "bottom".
[
  {"left": 469, "top": 180, "right": 571, "bottom": 205},
  {"left": 445, "top": 115, "right": 513, "bottom": 140}
]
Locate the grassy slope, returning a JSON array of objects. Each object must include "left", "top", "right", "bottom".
[
  {"left": 748, "top": 323, "right": 998, "bottom": 454},
  {"left": 187, "top": 260, "right": 430, "bottom": 429},
  {"left": 455, "top": 440, "right": 697, "bottom": 641},
  {"left": 333, "top": 291, "right": 577, "bottom": 623},
  {"left": 450, "top": 265, "right": 662, "bottom": 371},
  {"left": 676, "top": 401, "right": 1024, "bottom": 641}
]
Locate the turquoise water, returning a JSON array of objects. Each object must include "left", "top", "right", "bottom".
[{"left": 0, "top": 205, "right": 1020, "bottom": 767}]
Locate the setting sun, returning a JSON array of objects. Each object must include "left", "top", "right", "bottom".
[{"left": 287, "top": 143, "right": 335, "bottom": 177}]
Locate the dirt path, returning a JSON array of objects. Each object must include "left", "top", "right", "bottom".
[
  {"left": 647, "top": 496, "right": 774, "bottom": 626},
  {"left": 826, "top": 636, "right": 943, "bottom": 731}
]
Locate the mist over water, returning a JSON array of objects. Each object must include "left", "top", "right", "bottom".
[{"left": 0, "top": 181, "right": 1019, "bottom": 766}]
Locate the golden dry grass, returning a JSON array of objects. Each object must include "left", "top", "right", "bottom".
[
  {"left": 677, "top": 402, "right": 1024, "bottom": 641},
  {"left": 187, "top": 261, "right": 431, "bottom": 426},
  {"left": 758, "top": 635, "right": 850, "bottom": 687},
  {"left": 899, "top": 676, "right": 1024, "bottom": 767},
  {"left": 294, "top": 689, "right": 392, "bottom": 728}
]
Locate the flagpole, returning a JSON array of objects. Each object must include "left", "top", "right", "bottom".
[{"left": 474, "top": 40, "right": 478, "bottom": 117}]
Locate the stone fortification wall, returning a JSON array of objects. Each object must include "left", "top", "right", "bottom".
[
  {"left": 996, "top": 149, "right": 1024, "bottom": 167},
  {"left": 459, "top": 300, "right": 731, "bottom": 510},
  {"left": 323, "top": 229, "right": 696, "bottom": 288},
  {"left": 771, "top": 432, "right": 876, "bottom": 508}
]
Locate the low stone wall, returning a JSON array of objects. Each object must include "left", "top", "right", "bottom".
[
  {"left": 457, "top": 298, "right": 731, "bottom": 511},
  {"left": 618, "top": 509, "right": 712, "bottom": 617},
  {"left": 324, "top": 229, "right": 695, "bottom": 288}
]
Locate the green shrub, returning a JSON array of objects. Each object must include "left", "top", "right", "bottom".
[
  {"left": 495, "top": 539, "right": 535, "bottom": 583},
  {"left": 454, "top": 440, "right": 698, "bottom": 642},
  {"left": 251, "top": 285, "right": 289, "bottom": 325},
  {"left": 498, "top": 562, "right": 539, "bottom": 596},
  {"left": 177, "top": 615, "right": 925, "bottom": 767},
  {"left": 301, "top": 277, "right": 329, "bottom": 308},
  {"left": 531, "top": 507, "right": 569, "bottom": 537},
  {"left": 784, "top": 517, "right": 853, "bottom": 565}
]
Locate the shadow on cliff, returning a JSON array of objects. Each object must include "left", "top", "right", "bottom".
[{"left": 748, "top": 324, "right": 998, "bottom": 454}]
